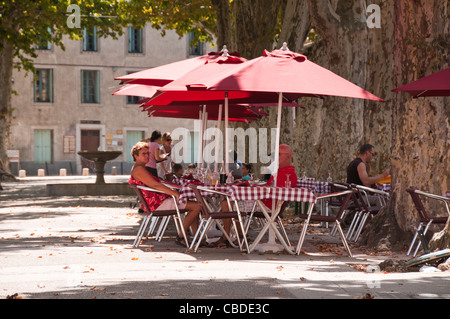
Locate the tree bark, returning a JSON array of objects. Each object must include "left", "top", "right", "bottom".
[
  {"left": 231, "top": 0, "right": 283, "bottom": 58},
  {"left": 211, "top": 0, "right": 232, "bottom": 50},
  {"left": 0, "top": 39, "right": 14, "bottom": 173},
  {"left": 279, "top": 0, "right": 311, "bottom": 52},
  {"left": 379, "top": 0, "right": 449, "bottom": 251}
]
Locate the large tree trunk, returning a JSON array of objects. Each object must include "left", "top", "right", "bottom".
[
  {"left": 297, "top": 0, "right": 393, "bottom": 181},
  {"left": 362, "top": 0, "right": 449, "bottom": 251},
  {"left": 0, "top": 40, "right": 14, "bottom": 173},
  {"left": 231, "top": 0, "right": 283, "bottom": 58}
]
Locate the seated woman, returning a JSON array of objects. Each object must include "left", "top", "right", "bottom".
[{"left": 129, "top": 141, "right": 201, "bottom": 247}]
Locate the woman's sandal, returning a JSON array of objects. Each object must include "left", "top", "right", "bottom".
[
  {"left": 175, "top": 235, "right": 188, "bottom": 247},
  {"left": 209, "top": 237, "right": 232, "bottom": 248}
]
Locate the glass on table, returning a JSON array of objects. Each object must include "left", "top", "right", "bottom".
[{"left": 285, "top": 174, "right": 291, "bottom": 187}]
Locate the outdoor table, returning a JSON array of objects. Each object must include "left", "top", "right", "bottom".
[
  {"left": 296, "top": 178, "right": 331, "bottom": 195},
  {"left": 228, "top": 185, "right": 316, "bottom": 254},
  {"left": 178, "top": 182, "right": 316, "bottom": 254},
  {"left": 296, "top": 178, "right": 331, "bottom": 226}
]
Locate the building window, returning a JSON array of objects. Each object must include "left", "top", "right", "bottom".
[
  {"left": 34, "top": 129, "right": 53, "bottom": 164},
  {"left": 81, "top": 70, "right": 100, "bottom": 103},
  {"left": 128, "top": 27, "right": 143, "bottom": 53},
  {"left": 36, "top": 27, "right": 52, "bottom": 50},
  {"left": 189, "top": 33, "right": 204, "bottom": 56},
  {"left": 83, "top": 27, "right": 97, "bottom": 52},
  {"left": 34, "top": 69, "right": 53, "bottom": 103},
  {"left": 126, "top": 131, "right": 145, "bottom": 162}
]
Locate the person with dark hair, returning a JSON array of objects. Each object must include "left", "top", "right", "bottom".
[
  {"left": 346, "top": 144, "right": 390, "bottom": 186},
  {"left": 145, "top": 130, "right": 166, "bottom": 177},
  {"left": 241, "top": 163, "right": 252, "bottom": 181}
]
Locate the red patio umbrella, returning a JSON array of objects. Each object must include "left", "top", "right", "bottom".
[
  {"left": 193, "top": 47, "right": 385, "bottom": 251},
  {"left": 151, "top": 48, "right": 382, "bottom": 175},
  {"left": 112, "top": 83, "right": 158, "bottom": 97},
  {"left": 114, "top": 51, "right": 235, "bottom": 86},
  {"left": 143, "top": 103, "right": 267, "bottom": 123},
  {"left": 391, "top": 67, "right": 450, "bottom": 97},
  {"left": 144, "top": 53, "right": 306, "bottom": 173}
]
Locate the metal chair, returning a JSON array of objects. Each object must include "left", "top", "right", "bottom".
[
  {"left": 406, "top": 188, "right": 449, "bottom": 256},
  {"left": 130, "top": 184, "right": 188, "bottom": 248},
  {"left": 295, "top": 189, "right": 357, "bottom": 257},
  {"left": 345, "top": 184, "right": 389, "bottom": 242},
  {"left": 188, "top": 184, "right": 249, "bottom": 252}
]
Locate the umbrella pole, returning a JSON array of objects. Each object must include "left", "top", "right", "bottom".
[
  {"left": 255, "top": 92, "right": 285, "bottom": 253},
  {"left": 214, "top": 104, "right": 223, "bottom": 173},
  {"left": 197, "top": 108, "right": 203, "bottom": 168},
  {"left": 224, "top": 92, "right": 229, "bottom": 174}
]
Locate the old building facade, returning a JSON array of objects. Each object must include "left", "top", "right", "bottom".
[{"left": 9, "top": 25, "right": 214, "bottom": 176}]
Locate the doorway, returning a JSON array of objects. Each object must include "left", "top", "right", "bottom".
[{"left": 80, "top": 129, "right": 100, "bottom": 171}]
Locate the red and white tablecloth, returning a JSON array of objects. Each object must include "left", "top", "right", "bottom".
[
  {"left": 229, "top": 185, "right": 316, "bottom": 204},
  {"left": 178, "top": 183, "right": 232, "bottom": 203},
  {"left": 376, "top": 183, "right": 391, "bottom": 193},
  {"left": 297, "top": 178, "right": 330, "bottom": 195},
  {"left": 178, "top": 182, "right": 316, "bottom": 205},
  {"left": 446, "top": 190, "right": 450, "bottom": 198}
]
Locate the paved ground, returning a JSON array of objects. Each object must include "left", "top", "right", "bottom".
[{"left": 1, "top": 175, "right": 449, "bottom": 303}]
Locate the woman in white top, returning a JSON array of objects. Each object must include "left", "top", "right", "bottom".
[
  {"left": 157, "top": 132, "right": 174, "bottom": 179},
  {"left": 146, "top": 130, "right": 166, "bottom": 177}
]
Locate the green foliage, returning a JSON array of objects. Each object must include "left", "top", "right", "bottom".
[
  {"left": 0, "top": 0, "right": 218, "bottom": 74},
  {"left": 129, "top": 0, "right": 217, "bottom": 45},
  {"left": 0, "top": 0, "right": 143, "bottom": 73}
]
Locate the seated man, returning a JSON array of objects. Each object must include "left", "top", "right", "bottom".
[
  {"left": 346, "top": 144, "right": 390, "bottom": 187},
  {"left": 213, "top": 144, "right": 297, "bottom": 248},
  {"left": 129, "top": 141, "right": 202, "bottom": 247}
]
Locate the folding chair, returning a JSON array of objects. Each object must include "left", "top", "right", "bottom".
[
  {"left": 345, "top": 184, "right": 389, "bottom": 242},
  {"left": 325, "top": 183, "right": 355, "bottom": 235},
  {"left": 188, "top": 184, "right": 249, "bottom": 252},
  {"left": 295, "top": 189, "right": 357, "bottom": 257},
  {"left": 406, "top": 188, "right": 449, "bottom": 256},
  {"left": 130, "top": 184, "right": 188, "bottom": 248}
]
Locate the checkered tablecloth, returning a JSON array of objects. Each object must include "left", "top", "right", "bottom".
[
  {"left": 178, "top": 182, "right": 316, "bottom": 205},
  {"left": 297, "top": 178, "right": 330, "bottom": 195},
  {"left": 229, "top": 185, "right": 316, "bottom": 204},
  {"left": 178, "top": 183, "right": 233, "bottom": 203},
  {"left": 446, "top": 190, "right": 450, "bottom": 198},
  {"left": 376, "top": 183, "right": 391, "bottom": 193}
]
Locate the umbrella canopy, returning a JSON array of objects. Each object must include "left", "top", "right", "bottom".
[
  {"left": 199, "top": 49, "right": 384, "bottom": 102},
  {"left": 112, "top": 83, "right": 159, "bottom": 97},
  {"left": 143, "top": 103, "right": 268, "bottom": 123},
  {"left": 114, "top": 51, "right": 234, "bottom": 86},
  {"left": 392, "top": 67, "right": 450, "bottom": 97}
]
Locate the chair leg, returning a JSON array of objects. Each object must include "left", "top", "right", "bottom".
[
  {"left": 407, "top": 223, "right": 424, "bottom": 256},
  {"left": 133, "top": 214, "right": 152, "bottom": 248},
  {"left": 277, "top": 217, "right": 291, "bottom": 247},
  {"left": 335, "top": 220, "right": 353, "bottom": 257},
  {"left": 155, "top": 216, "right": 171, "bottom": 241},
  {"left": 346, "top": 211, "right": 362, "bottom": 240},
  {"left": 189, "top": 218, "right": 208, "bottom": 251},
  {"left": 412, "top": 221, "right": 432, "bottom": 257},
  {"left": 351, "top": 212, "right": 369, "bottom": 242},
  {"left": 295, "top": 205, "right": 314, "bottom": 255}
]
